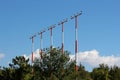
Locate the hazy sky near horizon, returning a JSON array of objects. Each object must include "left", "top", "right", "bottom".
[{"left": 0, "top": 0, "right": 120, "bottom": 70}]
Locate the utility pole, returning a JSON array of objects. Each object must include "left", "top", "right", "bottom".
[
  {"left": 30, "top": 34, "right": 36, "bottom": 63},
  {"left": 30, "top": 34, "right": 36, "bottom": 77},
  {"left": 71, "top": 11, "right": 82, "bottom": 72},
  {"left": 58, "top": 18, "right": 68, "bottom": 54},
  {"left": 58, "top": 18, "right": 68, "bottom": 76},
  {"left": 38, "top": 29, "right": 46, "bottom": 59},
  {"left": 48, "top": 24, "right": 56, "bottom": 78},
  {"left": 48, "top": 24, "right": 56, "bottom": 49}
]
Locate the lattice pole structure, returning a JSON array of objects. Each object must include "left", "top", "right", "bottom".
[
  {"left": 38, "top": 29, "right": 45, "bottom": 60},
  {"left": 58, "top": 18, "right": 68, "bottom": 54},
  {"left": 71, "top": 11, "right": 82, "bottom": 72},
  {"left": 48, "top": 24, "right": 56, "bottom": 49}
]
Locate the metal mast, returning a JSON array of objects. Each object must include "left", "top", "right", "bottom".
[
  {"left": 30, "top": 34, "right": 36, "bottom": 63},
  {"left": 38, "top": 29, "right": 46, "bottom": 59},
  {"left": 48, "top": 24, "right": 56, "bottom": 48},
  {"left": 58, "top": 18, "right": 68, "bottom": 54},
  {"left": 71, "top": 11, "right": 82, "bottom": 72},
  {"left": 30, "top": 34, "right": 36, "bottom": 76}
]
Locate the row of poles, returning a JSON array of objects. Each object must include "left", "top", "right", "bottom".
[{"left": 30, "top": 11, "right": 82, "bottom": 73}]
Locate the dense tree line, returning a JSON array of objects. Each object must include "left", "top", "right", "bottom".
[{"left": 0, "top": 47, "right": 120, "bottom": 80}]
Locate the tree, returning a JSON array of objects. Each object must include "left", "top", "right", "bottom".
[
  {"left": 33, "top": 47, "right": 70, "bottom": 80},
  {"left": 91, "top": 64, "right": 110, "bottom": 80},
  {"left": 8, "top": 56, "right": 32, "bottom": 80},
  {"left": 2, "top": 47, "right": 120, "bottom": 80},
  {"left": 109, "top": 66, "right": 120, "bottom": 80},
  {"left": 0, "top": 67, "right": 3, "bottom": 79},
  {"left": 33, "top": 47, "right": 93, "bottom": 80},
  {"left": 77, "top": 63, "right": 92, "bottom": 80}
]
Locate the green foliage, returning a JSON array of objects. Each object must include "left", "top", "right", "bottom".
[
  {"left": 0, "top": 56, "right": 32, "bottom": 80},
  {"left": 0, "top": 47, "right": 120, "bottom": 80},
  {"left": 109, "top": 66, "right": 120, "bottom": 80},
  {"left": 33, "top": 47, "right": 71, "bottom": 80},
  {"left": 91, "top": 64, "right": 110, "bottom": 80}
]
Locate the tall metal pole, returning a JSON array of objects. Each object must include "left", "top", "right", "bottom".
[
  {"left": 58, "top": 18, "right": 68, "bottom": 54},
  {"left": 71, "top": 11, "right": 82, "bottom": 72},
  {"left": 48, "top": 25, "right": 56, "bottom": 49},
  {"left": 58, "top": 18, "right": 68, "bottom": 76},
  {"left": 38, "top": 30, "right": 45, "bottom": 59},
  {"left": 30, "top": 34, "right": 36, "bottom": 63},
  {"left": 30, "top": 34, "right": 36, "bottom": 77},
  {"left": 48, "top": 25, "right": 56, "bottom": 77}
]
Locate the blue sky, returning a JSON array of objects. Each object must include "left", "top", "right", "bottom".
[{"left": 0, "top": 0, "right": 120, "bottom": 70}]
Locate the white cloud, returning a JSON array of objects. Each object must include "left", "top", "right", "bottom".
[
  {"left": 70, "top": 50, "right": 120, "bottom": 67},
  {"left": 24, "top": 49, "right": 120, "bottom": 68},
  {"left": 23, "top": 49, "right": 41, "bottom": 62},
  {"left": 0, "top": 53, "right": 5, "bottom": 60}
]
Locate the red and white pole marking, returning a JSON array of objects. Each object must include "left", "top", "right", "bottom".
[
  {"left": 39, "top": 33, "right": 43, "bottom": 59},
  {"left": 48, "top": 25, "right": 56, "bottom": 48},
  {"left": 75, "top": 16, "right": 78, "bottom": 71},
  {"left": 71, "top": 11, "right": 82, "bottom": 72},
  {"left": 50, "top": 28, "right": 53, "bottom": 48},
  {"left": 30, "top": 34, "right": 36, "bottom": 76},
  {"left": 38, "top": 30, "right": 45, "bottom": 59},
  {"left": 62, "top": 23, "right": 64, "bottom": 54},
  {"left": 58, "top": 19, "right": 67, "bottom": 54},
  {"left": 32, "top": 37, "right": 34, "bottom": 63},
  {"left": 30, "top": 35, "right": 36, "bottom": 63}
]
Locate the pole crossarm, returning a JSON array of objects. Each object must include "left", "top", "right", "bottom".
[
  {"left": 58, "top": 18, "right": 68, "bottom": 25},
  {"left": 48, "top": 24, "right": 56, "bottom": 30},
  {"left": 38, "top": 29, "right": 46, "bottom": 35},
  {"left": 30, "top": 34, "right": 36, "bottom": 42},
  {"left": 71, "top": 11, "right": 82, "bottom": 19}
]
